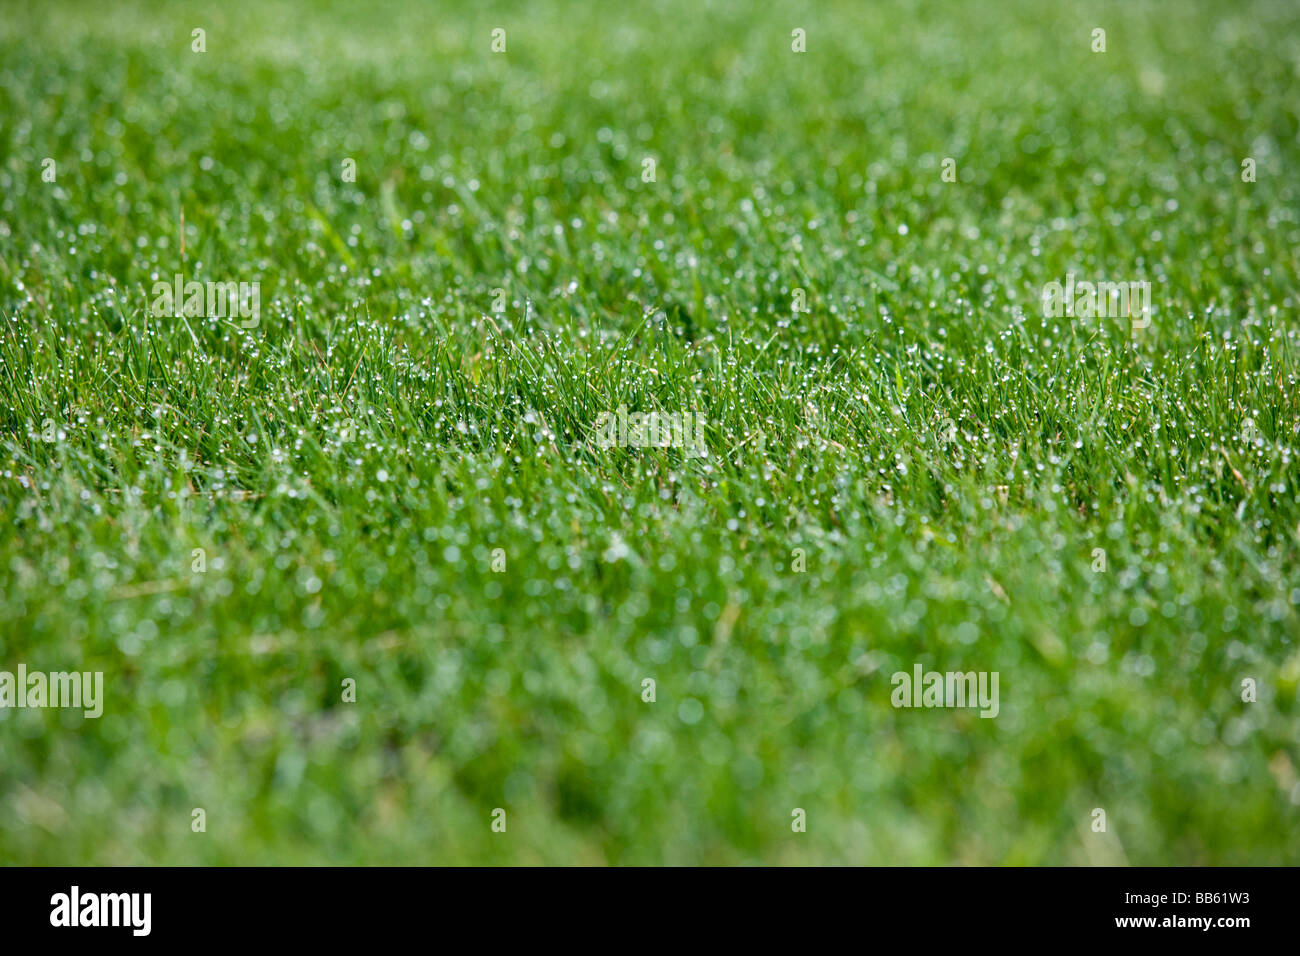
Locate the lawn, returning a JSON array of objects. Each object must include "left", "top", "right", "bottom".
[{"left": 1, "top": 0, "right": 1298, "bottom": 864}]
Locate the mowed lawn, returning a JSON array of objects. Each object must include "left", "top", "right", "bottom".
[{"left": 1, "top": 0, "right": 1298, "bottom": 864}]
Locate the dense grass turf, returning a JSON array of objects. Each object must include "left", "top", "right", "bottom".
[{"left": 2, "top": 0, "right": 1299, "bottom": 864}]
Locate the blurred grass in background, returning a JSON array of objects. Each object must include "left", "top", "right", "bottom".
[{"left": 1, "top": 0, "right": 1298, "bottom": 863}]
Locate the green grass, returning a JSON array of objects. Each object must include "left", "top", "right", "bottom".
[{"left": 2, "top": 0, "right": 1299, "bottom": 864}]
